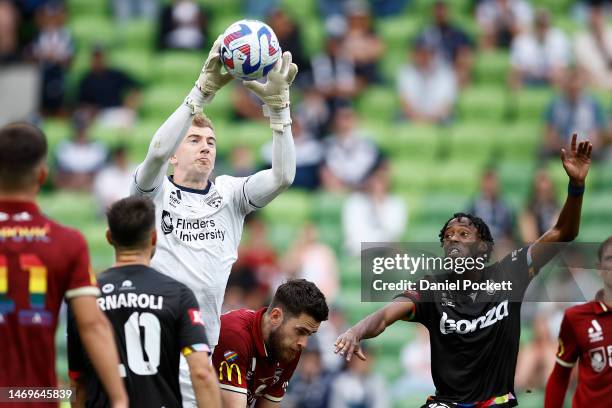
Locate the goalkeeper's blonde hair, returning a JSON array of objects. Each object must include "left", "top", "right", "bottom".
[{"left": 192, "top": 113, "right": 214, "bottom": 131}]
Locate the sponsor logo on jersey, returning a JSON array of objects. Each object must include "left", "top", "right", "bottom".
[
  {"left": 169, "top": 190, "right": 182, "bottom": 208},
  {"left": 101, "top": 283, "right": 115, "bottom": 294},
  {"left": 427, "top": 403, "right": 451, "bottom": 408},
  {"left": 589, "top": 346, "right": 606, "bottom": 372},
  {"left": 219, "top": 361, "right": 242, "bottom": 384},
  {"left": 588, "top": 319, "right": 604, "bottom": 343},
  {"left": 439, "top": 300, "right": 509, "bottom": 334},
  {"left": 161, "top": 210, "right": 174, "bottom": 235},
  {"left": 160, "top": 212, "right": 226, "bottom": 243},
  {"left": 203, "top": 191, "right": 222, "bottom": 209},
  {"left": 188, "top": 308, "right": 205, "bottom": 326},
  {"left": 224, "top": 350, "right": 238, "bottom": 362}
]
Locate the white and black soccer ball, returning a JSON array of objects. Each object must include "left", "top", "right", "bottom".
[{"left": 219, "top": 19, "right": 281, "bottom": 80}]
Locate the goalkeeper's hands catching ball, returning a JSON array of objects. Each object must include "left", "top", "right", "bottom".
[
  {"left": 196, "top": 35, "right": 233, "bottom": 100},
  {"left": 243, "top": 51, "right": 298, "bottom": 131}
]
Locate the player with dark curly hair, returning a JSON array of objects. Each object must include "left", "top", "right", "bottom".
[{"left": 335, "top": 134, "right": 593, "bottom": 408}]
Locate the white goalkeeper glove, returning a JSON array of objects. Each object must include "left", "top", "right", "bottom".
[
  {"left": 243, "top": 51, "right": 298, "bottom": 131},
  {"left": 195, "top": 35, "right": 233, "bottom": 101}
]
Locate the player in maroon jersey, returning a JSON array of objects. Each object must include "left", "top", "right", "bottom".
[
  {"left": 0, "top": 123, "right": 127, "bottom": 408},
  {"left": 212, "top": 279, "right": 328, "bottom": 407},
  {"left": 545, "top": 236, "right": 612, "bottom": 408}
]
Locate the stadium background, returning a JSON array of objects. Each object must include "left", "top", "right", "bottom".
[{"left": 1, "top": 0, "right": 611, "bottom": 406}]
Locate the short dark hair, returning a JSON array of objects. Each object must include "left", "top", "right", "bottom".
[
  {"left": 269, "top": 279, "right": 329, "bottom": 323},
  {"left": 107, "top": 196, "right": 155, "bottom": 249},
  {"left": 439, "top": 212, "right": 495, "bottom": 258},
  {"left": 598, "top": 236, "right": 612, "bottom": 262},
  {"left": 0, "top": 122, "right": 47, "bottom": 191}
]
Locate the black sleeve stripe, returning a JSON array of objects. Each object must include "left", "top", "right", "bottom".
[
  {"left": 242, "top": 176, "right": 262, "bottom": 209},
  {"left": 133, "top": 169, "right": 157, "bottom": 193}
]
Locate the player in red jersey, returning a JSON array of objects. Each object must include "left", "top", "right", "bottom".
[
  {"left": 545, "top": 236, "right": 612, "bottom": 408},
  {"left": 0, "top": 123, "right": 127, "bottom": 408},
  {"left": 212, "top": 279, "right": 328, "bottom": 407}
]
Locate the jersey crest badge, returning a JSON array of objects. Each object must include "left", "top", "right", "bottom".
[
  {"left": 589, "top": 346, "right": 606, "bottom": 372},
  {"left": 204, "top": 191, "right": 222, "bottom": 209}
]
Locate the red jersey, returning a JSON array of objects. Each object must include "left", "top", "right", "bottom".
[
  {"left": 0, "top": 201, "right": 98, "bottom": 399},
  {"left": 556, "top": 292, "right": 612, "bottom": 408},
  {"left": 212, "top": 308, "right": 300, "bottom": 407}
]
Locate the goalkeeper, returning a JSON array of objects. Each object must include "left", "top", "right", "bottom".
[{"left": 131, "top": 36, "right": 297, "bottom": 407}]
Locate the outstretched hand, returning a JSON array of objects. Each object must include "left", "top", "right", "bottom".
[
  {"left": 561, "top": 133, "right": 592, "bottom": 185},
  {"left": 196, "top": 35, "right": 233, "bottom": 98},
  {"left": 243, "top": 51, "right": 298, "bottom": 110},
  {"left": 334, "top": 329, "right": 367, "bottom": 362}
]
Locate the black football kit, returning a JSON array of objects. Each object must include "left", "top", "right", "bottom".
[
  {"left": 68, "top": 265, "right": 209, "bottom": 408},
  {"left": 397, "top": 248, "right": 535, "bottom": 407}
]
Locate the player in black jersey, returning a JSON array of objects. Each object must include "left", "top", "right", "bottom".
[
  {"left": 68, "top": 196, "right": 221, "bottom": 408},
  {"left": 335, "top": 134, "right": 593, "bottom": 407}
]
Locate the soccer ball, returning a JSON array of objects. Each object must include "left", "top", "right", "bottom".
[{"left": 219, "top": 19, "right": 281, "bottom": 81}]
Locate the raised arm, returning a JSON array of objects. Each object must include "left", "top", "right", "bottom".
[
  {"left": 530, "top": 133, "right": 592, "bottom": 271},
  {"left": 334, "top": 299, "right": 414, "bottom": 361},
  {"left": 243, "top": 52, "right": 297, "bottom": 207},
  {"left": 134, "top": 36, "right": 232, "bottom": 192}
]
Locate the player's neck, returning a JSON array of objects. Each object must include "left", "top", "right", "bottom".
[
  {"left": 173, "top": 173, "right": 210, "bottom": 191},
  {"left": 0, "top": 190, "right": 38, "bottom": 203},
  {"left": 114, "top": 251, "right": 151, "bottom": 267},
  {"left": 261, "top": 314, "right": 272, "bottom": 344}
]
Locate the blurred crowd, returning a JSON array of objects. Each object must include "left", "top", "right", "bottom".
[{"left": 1, "top": 0, "right": 611, "bottom": 404}]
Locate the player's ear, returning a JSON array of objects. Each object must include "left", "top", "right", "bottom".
[
  {"left": 477, "top": 241, "right": 488, "bottom": 254},
  {"left": 270, "top": 307, "right": 283, "bottom": 326},
  {"left": 105, "top": 229, "right": 115, "bottom": 246},
  {"left": 37, "top": 163, "right": 48, "bottom": 187},
  {"left": 170, "top": 154, "right": 178, "bottom": 166},
  {"left": 151, "top": 229, "right": 157, "bottom": 247}
]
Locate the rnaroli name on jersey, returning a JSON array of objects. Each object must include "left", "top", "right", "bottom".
[{"left": 97, "top": 293, "right": 164, "bottom": 311}]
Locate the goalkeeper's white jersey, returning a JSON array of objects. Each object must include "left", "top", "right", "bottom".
[{"left": 132, "top": 173, "right": 255, "bottom": 346}]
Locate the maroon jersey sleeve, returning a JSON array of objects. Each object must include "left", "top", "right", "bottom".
[
  {"left": 63, "top": 230, "right": 99, "bottom": 300},
  {"left": 261, "top": 357, "right": 299, "bottom": 402},
  {"left": 556, "top": 310, "right": 579, "bottom": 367},
  {"left": 212, "top": 323, "right": 250, "bottom": 396}
]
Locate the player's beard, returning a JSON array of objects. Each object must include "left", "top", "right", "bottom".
[{"left": 267, "top": 325, "right": 297, "bottom": 363}]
